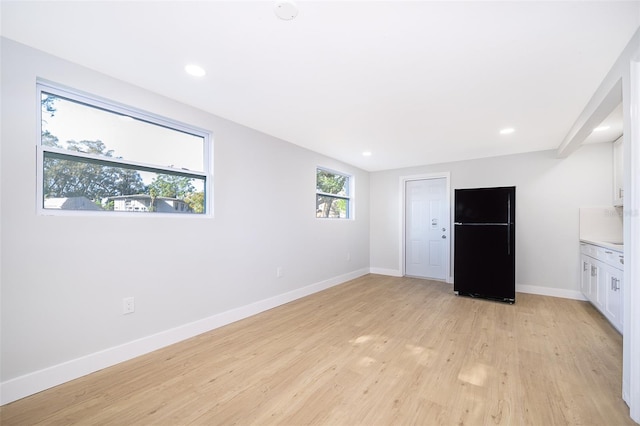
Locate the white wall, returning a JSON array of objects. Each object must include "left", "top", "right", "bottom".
[
  {"left": 370, "top": 144, "right": 613, "bottom": 298},
  {"left": 0, "top": 38, "right": 370, "bottom": 402}
]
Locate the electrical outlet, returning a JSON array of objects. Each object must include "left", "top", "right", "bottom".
[
  {"left": 123, "top": 297, "right": 135, "bottom": 314},
  {"left": 276, "top": 267, "right": 283, "bottom": 278}
]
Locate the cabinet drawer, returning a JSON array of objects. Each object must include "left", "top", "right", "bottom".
[
  {"left": 580, "top": 243, "right": 598, "bottom": 257},
  {"left": 599, "top": 247, "right": 618, "bottom": 264},
  {"left": 580, "top": 242, "right": 623, "bottom": 269},
  {"left": 580, "top": 243, "right": 588, "bottom": 255}
]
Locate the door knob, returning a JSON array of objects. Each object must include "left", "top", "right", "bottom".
[
  {"left": 442, "top": 235, "right": 446, "bottom": 239},
  {"left": 442, "top": 228, "right": 446, "bottom": 232}
]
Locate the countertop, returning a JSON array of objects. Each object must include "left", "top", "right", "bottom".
[{"left": 580, "top": 238, "right": 624, "bottom": 252}]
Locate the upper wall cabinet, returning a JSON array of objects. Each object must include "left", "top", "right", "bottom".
[{"left": 613, "top": 135, "right": 624, "bottom": 206}]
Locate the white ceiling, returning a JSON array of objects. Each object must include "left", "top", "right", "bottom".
[{"left": 1, "top": 1, "right": 639, "bottom": 171}]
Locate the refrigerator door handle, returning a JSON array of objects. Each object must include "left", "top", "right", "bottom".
[{"left": 507, "top": 194, "right": 512, "bottom": 255}]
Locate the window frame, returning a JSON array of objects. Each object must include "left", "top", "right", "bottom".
[
  {"left": 36, "top": 80, "right": 213, "bottom": 217},
  {"left": 315, "top": 166, "right": 353, "bottom": 219}
]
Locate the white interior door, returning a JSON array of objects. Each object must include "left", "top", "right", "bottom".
[{"left": 405, "top": 178, "right": 449, "bottom": 280}]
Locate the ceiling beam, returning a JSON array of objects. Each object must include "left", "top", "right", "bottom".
[{"left": 557, "top": 28, "right": 640, "bottom": 158}]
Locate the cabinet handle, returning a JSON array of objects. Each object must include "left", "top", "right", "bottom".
[
  {"left": 591, "top": 266, "right": 596, "bottom": 277},
  {"left": 605, "top": 250, "right": 613, "bottom": 254},
  {"left": 583, "top": 262, "right": 588, "bottom": 271},
  {"left": 610, "top": 277, "right": 620, "bottom": 291}
]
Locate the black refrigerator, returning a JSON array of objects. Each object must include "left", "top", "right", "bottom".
[{"left": 454, "top": 186, "right": 515, "bottom": 303}]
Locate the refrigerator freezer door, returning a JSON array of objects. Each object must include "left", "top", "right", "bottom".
[
  {"left": 455, "top": 187, "right": 514, "bottom": 224},
  {"left": 454, "top": 224, "right": 515, "bottom": 301}
]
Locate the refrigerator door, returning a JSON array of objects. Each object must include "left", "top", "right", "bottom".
[
  {"left": 454, "top": 223, "right": 515, "bottom": 302},
  {"left": 455, "top": 187, "right": 514, "bottom": 224}
]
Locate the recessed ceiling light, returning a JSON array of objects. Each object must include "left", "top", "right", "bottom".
[
  {"left": 185, "top": 64, "right": 206, "bottom": 77},
  {"left": 362, "top": 151, "right": 372, "bottom": 157},
  {"left": 499, "top": 128, "right": 515, "bottom": 135},
  {"left": 593, "top": 125, "right": 610, "bottom": 132},
  {"left": 274, "top": 0, "right": 298, "bottom": 20}
]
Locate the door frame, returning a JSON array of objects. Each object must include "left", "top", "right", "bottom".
[
  {"left": 399, "top": 172, "right": 451, "bottom": 282},
  {"left": 624, "top": 57, "right": 640, "bottom": 422}
]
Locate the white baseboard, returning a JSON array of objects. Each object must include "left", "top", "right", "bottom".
[
  {"left": 349, "top": 269, "right": 583, "bottom": 302},
  {"left": 0, "top": 268, "right": 369, "bottom": 405},
  {"left": 516, "top": 284, "right": 587, "bottom": 301},
  {"left": 369, "top": 267, "right": 402, "bottom": 277},
  {"left": 369, "top": 268, "right": 454, "bottom": 284}
]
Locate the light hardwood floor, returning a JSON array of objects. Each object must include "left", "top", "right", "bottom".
[{"left": 1, "top": 275, "right": 634, "bottom": 425}]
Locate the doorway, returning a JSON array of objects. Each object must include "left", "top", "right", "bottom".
[{"left": 402, "top": 174, "right": 450, "bottom": 281}]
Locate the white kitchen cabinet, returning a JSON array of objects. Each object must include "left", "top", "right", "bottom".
[
  {"left": 604, "top": 253, "right": 624, "bottom": 332},
  {"left": 613, "top": 136, "right": 624, "bottom": 206},
  {"left": 580, "top": 255, "right": 591, "bottom": 298},
  {"left": 580, "top": 241, "right": 623, "bottom": 333},
  {"left": 580, "top": 243, "right": 601, "bottom": 307},
  {"left": 594, "top": 261, "right": 606, "bottom": 311},
  {"left": 580, "top": 254, "right": 604, "bottom": 310}
]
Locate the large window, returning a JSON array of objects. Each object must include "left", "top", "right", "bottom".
[
  {"left": 316, "top": 167, "right": 351, "bottom": 218},
  {"left": 37, "top": 81, "right": 211, "bottom": 215}
]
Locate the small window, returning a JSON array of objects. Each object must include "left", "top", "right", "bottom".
[
  {"left": 37, "top": 81, "right": 211, "bottom": 215},
  {"left": 316, "top": 167, "right": 351, "bottom": 219}
]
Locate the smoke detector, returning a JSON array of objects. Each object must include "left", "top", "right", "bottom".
[{"left": 274, "top": 0, "right": 298, "bottom": 20}]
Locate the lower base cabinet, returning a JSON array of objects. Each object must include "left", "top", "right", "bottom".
[
  {"left": 580, "top": 242, "right": 623, "bottom": 334},
  {"left": 604, "top": 267, "right": 623, "bottom": 331}
]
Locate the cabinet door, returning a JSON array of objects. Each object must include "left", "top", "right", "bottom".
[
  {"left": 587, "top": 259, "right": 604, "bottom": 310},
  {"left": 580, "top": 255, "right": 591, "bottom": 298},
  {"left": 604, "top": 266, "right": 623, "bottom": 333},
  {"left": 613, "top": 136, "right": 623, "bottom": 206},
  {"left": 592, "top": 261, "right": 605, "bottom": 310}
]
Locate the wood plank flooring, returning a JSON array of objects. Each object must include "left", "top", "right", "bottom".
[{"left": 1, "top": 274, "right": 634, "bottom": 425}]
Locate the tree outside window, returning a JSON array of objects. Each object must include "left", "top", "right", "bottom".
[
  {"left": 316, "top": 168, "right": 351, "bottom": 218},
  {"left": 39, "top": 85, "right": 210, "bottom": 214}
]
